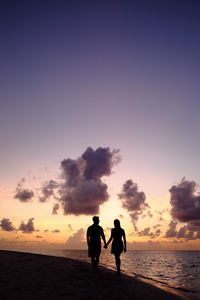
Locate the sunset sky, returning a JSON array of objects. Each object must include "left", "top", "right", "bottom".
[{"left": 1, "top": 0, "right": 200, "bottom": 251}]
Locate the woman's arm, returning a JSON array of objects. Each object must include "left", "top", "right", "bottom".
[{"left": 122, "top": 230, "right": 127, "bottom": 252}]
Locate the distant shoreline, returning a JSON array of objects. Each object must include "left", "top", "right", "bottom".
[{"left": 0, "top": 249, "right": 189, "bottom": 300}]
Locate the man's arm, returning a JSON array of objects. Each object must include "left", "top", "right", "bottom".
[{"left": 101, "top": 227, "right": 107, "bottom": 247}]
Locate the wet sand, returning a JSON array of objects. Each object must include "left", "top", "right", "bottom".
[{"left": 0, "top": 250, "right": 188, "bottom": 300}]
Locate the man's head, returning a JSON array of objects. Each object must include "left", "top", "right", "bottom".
[{"left": 92, "top": 216, "right": 99, "bottom": 225}]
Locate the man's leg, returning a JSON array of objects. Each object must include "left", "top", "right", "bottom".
[
  {"left": 95, "top": 255, "right": 99, "bottom": 270},
  {"left": 91, "top": 256, "right": 96, "bottom": 271}
]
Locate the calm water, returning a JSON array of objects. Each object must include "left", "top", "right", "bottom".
[{"left": 36, "top": 249, "right": 200, "bottom": 300}]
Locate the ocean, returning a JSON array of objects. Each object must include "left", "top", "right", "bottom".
[{"left": 32, "top": 249, "right": 200, "bottom": 300}]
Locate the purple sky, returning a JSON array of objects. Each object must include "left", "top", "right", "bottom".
[
  {"left": 1, "top": 0, "right": 200, "bottom": 250},
  {"left": 1, "top": 0, "right": 200, "bottom": 189}
]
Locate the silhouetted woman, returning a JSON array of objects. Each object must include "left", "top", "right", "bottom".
[{"left": 106, "top": 219, "right": 126, "bottom": 275}]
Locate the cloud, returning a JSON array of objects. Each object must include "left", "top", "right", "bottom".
[
  {"left": 137, "top": 227, "right": 161, "bottom": 239},
  {"left": 137, "top": 227, "right": 151, "bottom": 236},
  {"left": 169, "top": 178, "right": 200, "bottom": 222},
  {"left": 39, "top": 180, "right": 59, "bottom": 202},
  {"left": 52, "top": 203, "right": 59, "bottom": 215},
  {"left": 165, "top": 220, "right": 177, "bottom": 238},
  {"left": 0, "top": 218, "right": 15, "bottom": 231},
  {"left": 141, "top": 210, "right": 153, "bottom": 219},
  {"left": 65, "top": 228, "right": 86, "bottom": 249},
  {"left": 155, "top": 209, "right": 169, "bottom": 221},
  {"left": 68, "top": 224, "right": 73, "bottom": 231},
  {"left": 167, "top": 178, "right": 200, "bottom": 240},
  {"left": 153, "top": 224, "right": 161, "bottom": 230},
  {"left": 154, "top": 229, "right": 161, "bottom": 237},
  {"left": 19, "top": 218, "right": 35, "bottom": 233},
  {"left": 147, "top": 210, "right": 153, "bottom": 218},
  {"left": 187, "top": 220, "right": 200, "bottom": 231},
  {"left": 165, "top": 220, "right": 200, "bottom": 240},
  {"left": 57, "top": 147, "right": 120, "bottom": 215},
  {"left": 118, "top": 180, "right": 149, "bottom": 228},
  {"left": 14, "top": 179, "right": 34, "bottom": 202},
  {"left": 118, "top": 214, "right": 124, "bottom": 219},
  {"left": 51, "top": 229, "right": 60, "bottom": 233}
]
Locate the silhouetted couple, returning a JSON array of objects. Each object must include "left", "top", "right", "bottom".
[{"left": 87, "top": 216, "right": 126, "bottom": 275}]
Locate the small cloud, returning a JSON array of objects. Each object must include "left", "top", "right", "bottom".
[
  {"left": 147, "top": 210, "right": 153, "bottom": 218},
  {"left": 154, "top": 229, "right": 161, "bottom": 237},
  {"left": 19, "top": 218, "right": 35, "bottom": 233},
  {"left": 36, "top": 235, "right": 43, "bottom": 239},
  {"left": 137, "top": 226, "right": 161, "bottom": 239},
  {"left": 118, "top": 214, "right": 124, "bottom": 219},
  {"left": 0, "top": 218, "right": 15, "bottom": 231},
  {"left": 137, "top": 227, "right": 151, "bottom": 237},
  {"left": 153, "top": 224, "right": 161, "bottom": 230},
  {"left": 52, "top": 203, "right": 59, "bottom": 215},
  {"left": 14, "top": 179, "right": 34, "bottom": 202},
  {"left": 68, "top": 224, "right": 73, "bottom": 231},
  {"left": 51, "top": 229, "right": 60, "bottom": 233}
]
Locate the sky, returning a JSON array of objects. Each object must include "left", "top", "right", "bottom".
[{"left": 0, "top": 0, "right": 200, "bottom": 251}]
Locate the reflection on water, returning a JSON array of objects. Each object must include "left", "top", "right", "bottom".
[{"left": 39, "top": 249, "right": 200, "bottom": 300}]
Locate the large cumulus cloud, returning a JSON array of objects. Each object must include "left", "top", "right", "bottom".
[
  {"left": 58, "top": 147, "right": 120, "bottom": 215},
  {"left": 169, "top": 178, "right": 200, "bottom": 222},
  {"left": 14, "top": 146, "right": 120, "bottom": 216},
  {"left": 167, "top": 178, "right": 200, "bottom": 239},
  {"left": 118, "top": 179, "right": 149, "bottom": 229}
]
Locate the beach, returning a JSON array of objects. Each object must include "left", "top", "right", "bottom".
[{"left": 0, "top": 250, "right": 188, "bottom": 300}]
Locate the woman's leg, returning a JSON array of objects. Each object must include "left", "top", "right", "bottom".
[{"left": 114, "top": 254, "right": 121, "bottom": 275}]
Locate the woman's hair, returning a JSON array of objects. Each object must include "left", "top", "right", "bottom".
[{"left": 114, "top": 219, "right": 121, "bottom": 228}]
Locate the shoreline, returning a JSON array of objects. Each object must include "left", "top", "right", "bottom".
[
  {"left": 99, "top": 262, "right": 191, "bottom": 300},
  {"left": 0, "top": 250, "right": 190, "bottom": 300}
]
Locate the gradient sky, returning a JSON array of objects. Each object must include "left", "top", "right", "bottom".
[{"left": 1, "top": 0, "right": 200, "bottom": 250}]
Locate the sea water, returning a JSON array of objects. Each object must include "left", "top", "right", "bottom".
[{"left": 36, "top": 249, "right": 200, "bottom": 300}]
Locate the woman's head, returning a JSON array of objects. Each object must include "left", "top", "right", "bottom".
[{"left": 114, "top": 219, "right": 121, "bottom": 228}]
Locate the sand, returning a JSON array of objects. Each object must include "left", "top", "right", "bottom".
[{"left": 0, "top": 250, "right": 189, "bottom": 300}]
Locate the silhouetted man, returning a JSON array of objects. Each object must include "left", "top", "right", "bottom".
[{"left": 87, "top": 216, "right": 106, "bottom": 272}]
